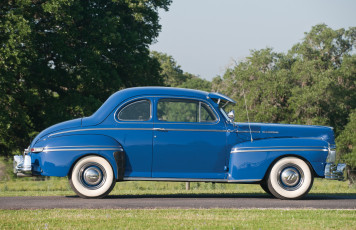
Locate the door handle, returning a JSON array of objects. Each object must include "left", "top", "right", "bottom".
[{"left": 153, "top": 128, "right": 167, "bottom": 132}]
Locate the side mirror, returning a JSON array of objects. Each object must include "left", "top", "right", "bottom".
[{"left": 227, "top": 110, "right": 235, "bottom": 122}]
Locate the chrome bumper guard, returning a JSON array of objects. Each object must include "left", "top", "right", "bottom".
[
  {"left": 13, "top": 155, "right": 33, "bottom": 177},
  {"left": 325, "top": 163, "right": 346, "bottom": 181}
]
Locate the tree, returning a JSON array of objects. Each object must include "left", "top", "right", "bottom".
[
  {"left": 0, "top": 0, "right": 171, "bottom": 156},
  {"left": 286, "top": 24, "right": 356, "bottom": 132},
  {"left": 212, "top": 48, "right": 294, "bottom": 123},
  {"left": 336, "top": 110, "right": 356, "bottom": 182},
  {"left": 212, "top": 24, "right": 356, "bottom": 183},
  {"left": 151, "top": 51, "right": 189, "bottom": 87},
  {"left": 151, "top": 51, "right": 212, "bottom": 91},
  {"left": 212, "top": 25, "right": 356, "bottom": 135}
]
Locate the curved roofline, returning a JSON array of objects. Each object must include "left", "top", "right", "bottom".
[
  {"left": 118, "top": 86, "right": 209, "bottom": 96},
  {"left": 83, "top": 87, "right": 236, "bottom": 126}
]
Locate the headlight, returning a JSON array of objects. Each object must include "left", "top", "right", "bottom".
[{"left": 326, "top": 149, "right": 336, "bottom": 163}]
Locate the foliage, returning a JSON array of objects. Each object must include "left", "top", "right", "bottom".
[
  {"left": 0, "top": 0, "right": 172, "bottom": 156},
  {"left": 336, "top": 110, "right": 356, "bottom": 169},
  {"left": 1, "top": 11, "right": 356, "bottom": 182},
  {"left": 212, "top": 24, "right": 356, "bottom": 175},
  {"left": 213, "top": 24, "right": 355, "bottom": 134},
  {"left": 151, "top": 51, "right": 212, "bottom": 91}
]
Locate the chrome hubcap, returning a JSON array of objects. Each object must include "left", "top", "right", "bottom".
[
  {"left": 83, "top": 167, "right": 102, "bottom": 186},
  {"left": 277, "top": 164, "right": 304, "bottom": 191},
  {"left": 79, "top": 163, "right": 106, "bottom": 189},
  {"left": 281, "top": 168, "right": 299, "bottom": 187}
]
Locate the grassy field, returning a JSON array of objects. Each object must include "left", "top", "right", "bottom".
[
  {"left": 0, "top": 177, "right": 355, "bottom": 197},
  {"left": 0, "top": 209, "right": 355, "bottom": 229},
  {"left": 0, "top": 178, "right": 355, "bottom": 229}
]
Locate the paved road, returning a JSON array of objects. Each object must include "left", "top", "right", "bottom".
[{"left": 1, "top": 194, "right": 356, "bottom": 209}]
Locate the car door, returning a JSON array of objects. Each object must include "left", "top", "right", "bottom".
[
  {"left": 113, "top": 97, "right": 153, "bottom": 178},
  {"left": 152, "top": 97, "right": 228, "bottom": 179}
]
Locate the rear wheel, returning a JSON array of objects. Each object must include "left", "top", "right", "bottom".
[
  {"left": 69, "top": 156, "right": 116, "bottom": 198},
  {"left": 260, "top": 181, "right": 272, "bottom": 195},
  {"left": 267, "top": 157, "right": 314, "bottom": 200}
]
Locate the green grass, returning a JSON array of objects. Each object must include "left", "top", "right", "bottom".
[
  {"left": 0, "top": 177, "right": 355, "bottom": 197},
  {"left": 1, "top": 178, "right": 355, "bottom": 229},
  {"left": 0, "top": 209, "right": 355, "bottom": 229}
]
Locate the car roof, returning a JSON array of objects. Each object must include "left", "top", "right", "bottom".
[
  {"left": 116, "top": 87, "right": 236, "bottom": 103},
  {"left": 117, "top": 86, "right": 209, "bottom": 98},
  {"left": 85, "top": 87, "right": 235, "bottom": 125}
]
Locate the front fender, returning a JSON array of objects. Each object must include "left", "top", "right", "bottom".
[
  {"left": 228, "top": 138, "right": 329, "bottom": 181},
  {"left": 30, "top": 134, "right": 124, "bottom": 179}
]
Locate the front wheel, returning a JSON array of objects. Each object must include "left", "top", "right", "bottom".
[
  {"left": 69, "top": 156, "right": 116, "bottom": 198},
  {"left": 267, "top": 157, "right": 314, "bottom": 200}
]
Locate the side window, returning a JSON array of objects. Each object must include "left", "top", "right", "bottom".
[
  {"left": 200, "top": 103, "right": 216, "bottom": 122},
  {"left": 118, "top": 100, "right": 151, "bottom": 121},
  {"left": 157, "top": 99, "right": 217, "bottom": 123}
]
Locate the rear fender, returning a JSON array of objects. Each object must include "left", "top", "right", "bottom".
[
  {"left": 30, "top": 134, "right": 125, "bottom": 180},
  {"left": 228, "top": 138, "right": 329, "bottom": 181}
]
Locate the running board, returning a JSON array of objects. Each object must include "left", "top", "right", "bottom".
[{"left": 122, "top": 177, "right": 261, "bottom": 183}]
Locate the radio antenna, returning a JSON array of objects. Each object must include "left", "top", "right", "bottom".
[
  {"left": 242, "top": 88, "right": 253, "bottom": 142},
  {"left": 232, "top": 59, "right": 253, "bottom": 142}
]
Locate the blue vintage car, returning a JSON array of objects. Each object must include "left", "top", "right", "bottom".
[{"left": 14, "top": 87, "right": 346, "bottom": 199}]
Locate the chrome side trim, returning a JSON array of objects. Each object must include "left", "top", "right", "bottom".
[
  {"left": 45, "top": 145, "right": 120, "bottom": 148},
  {"left": 262, "top": 131, "right": 279, "bottom": 134},
  {"left": 235, "top": 146, "right": 327, "bottom": 149},
  {"left": 237, "top": 131, "right": 261, "bottom": 133},
  {"left": 157, "top": 128, "right": 226, "bottom": 132},
  {"left": 49, "top": 128, "right": 154, "bottom": 137},
  {"left": 231, "top": 148, "right": 328, "bottom": 153},
  {"left": 49, "top": 127, "right": 227, "bottom": 137},
  {"left": 123, "top": 177, "right": 228, "bottom": 182},
  {"left": 228, "top": 179, "right": 262, "bottom": 182},
  {"left": 43, "top": 147, "right": 123, "bottom": 152}
]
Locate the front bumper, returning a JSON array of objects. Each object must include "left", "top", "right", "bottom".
[
  {"left": 13, "top": 155, "right": 33, "bottom": 177},
  {"left": 324, "top": 163, "right": 346, "bottom": 180}
]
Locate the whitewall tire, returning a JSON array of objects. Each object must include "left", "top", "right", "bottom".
[
  {"left": 69, "top": 156, "right": 116, "bottom": 198},
  {"left": 267, "top": 157, "right": 314, "bottom": 200}
]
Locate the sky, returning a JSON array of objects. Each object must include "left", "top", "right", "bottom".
[{"left": 150, "top": 0, "right": 356, "bottom": 81}]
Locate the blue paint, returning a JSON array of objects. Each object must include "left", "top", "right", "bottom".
[{"left": 28, "top": 87, "right": 336, "bottom": 183}]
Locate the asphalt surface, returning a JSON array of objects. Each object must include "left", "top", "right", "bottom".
[{"left": 1, "top": 194, "right": 356, "bottom": 210}]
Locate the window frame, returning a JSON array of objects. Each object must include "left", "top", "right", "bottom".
[
  {"left": 156, "top": 98, "right": 218, "bottom": 124},
  {"left": 116, "top": 99, "right": 152, "bottom": 122}
]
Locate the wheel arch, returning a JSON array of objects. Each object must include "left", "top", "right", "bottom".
[
  {"left": 68, "top": 154, "right": 117, "bottom": 198},
  {"left": 228, "top": 138, "right": 328, "bottom": 181},
  {"left": 261, "top": 154, "right": 317, "bottom": 183},
  {"left": 67, "top": 153, "right": 114, "bottom": 179},
  {"left": 32, "top": 134, "right": 125, "bottom": 179}
]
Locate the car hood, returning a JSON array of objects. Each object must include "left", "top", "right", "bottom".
[
  {"left": 236, "top": 122, "right": 335, "bottom": 146},
  {"left": 31, "top": 118, "right": 82, "bottom": 146}
]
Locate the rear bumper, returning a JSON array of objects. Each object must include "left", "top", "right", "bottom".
[
  {"left": 324, "top": 163, "right": 346, "bottom": 180},
  {"left": 13, "top": 155, "right": 33, "bottom": 177}
]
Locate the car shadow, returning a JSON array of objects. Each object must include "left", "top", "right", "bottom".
[{"left": 65, "top": 193, "right": 356, "bottom": 200}]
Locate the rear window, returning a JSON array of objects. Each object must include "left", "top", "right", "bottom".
[{"left": 118, "top": 100, "right": 151, "bottom": 121}]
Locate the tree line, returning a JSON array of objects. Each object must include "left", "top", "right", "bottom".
[
  {"left": 0, "top": 1, "right": 355, "bottom": 174},
  {"left": 153, "top": 25, "right": 356, "bottom": 173}
]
